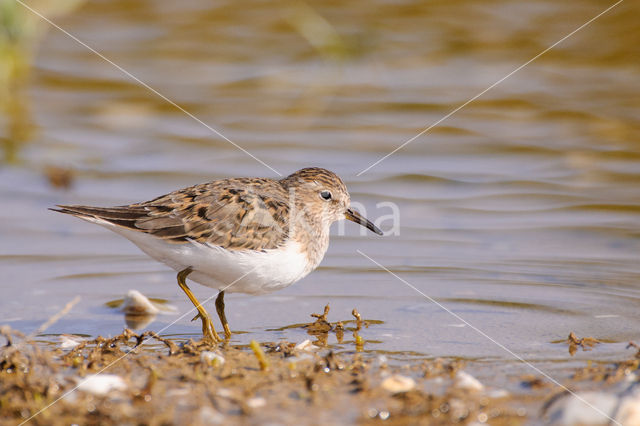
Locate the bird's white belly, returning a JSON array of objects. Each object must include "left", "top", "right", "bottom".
[
  {"left": 89, "top": 218, "right": 315, "bottom": 295},
  {"left": 174, "top": 240, "right": 314, "bottom": 295}
]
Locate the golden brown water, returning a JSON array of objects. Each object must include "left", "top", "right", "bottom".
[{"left": 1, "top": 0, "right": 639, "bottom": 376}]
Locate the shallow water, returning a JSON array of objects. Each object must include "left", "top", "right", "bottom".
[{"left": 1, "top": 0, "right": 639, "bottom": 377}]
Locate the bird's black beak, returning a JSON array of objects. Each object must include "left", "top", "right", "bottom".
[{"left": 345, "top": 208, "right": 383, "bottom": 235}]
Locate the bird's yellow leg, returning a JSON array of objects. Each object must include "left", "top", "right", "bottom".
[
  {"left": 177, "top": 267, "right": 220, "bottom": 343},
  {"left": 215, "top": 291, "right": 232, "bottom": 339}
]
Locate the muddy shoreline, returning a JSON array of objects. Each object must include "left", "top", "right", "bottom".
[{"left": 2, "top": 306, "right": 638, "bottom": 425}]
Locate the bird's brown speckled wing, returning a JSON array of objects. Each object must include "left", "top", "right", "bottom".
[{"left": 53, "top": 178, "right": 291, "bottom": 251}]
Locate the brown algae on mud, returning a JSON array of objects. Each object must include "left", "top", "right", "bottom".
[
  {"left": 566, "top": 332, "right": 601, "bottom": 356},
  {"left": 1, "top": 326, "right": 524, "bottom": 425},
  {"left": 2, "top": 308, "right": 640, "bottom": 425},
  {"left": 300, "top": 304, "right": 372, "bottom": 350}
]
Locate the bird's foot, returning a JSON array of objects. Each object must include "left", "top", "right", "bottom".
[{"left": 192, "top": 312, "right": 220, "bottom": 343}]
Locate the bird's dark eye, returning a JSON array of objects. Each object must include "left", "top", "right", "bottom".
[{"left": 320, "top": 190, "right": 332, "bottom": 200}]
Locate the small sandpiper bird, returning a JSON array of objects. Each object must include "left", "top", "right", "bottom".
[{"left": 52, "top": 167, "right": 382, "bottom": 342}]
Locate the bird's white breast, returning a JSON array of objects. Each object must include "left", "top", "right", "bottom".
[
  {"left": 84, "top": 216, "right": 316, "bottom": 295},
  {"left": 182, "top": 239, "right": 315, "bottom": 295}
]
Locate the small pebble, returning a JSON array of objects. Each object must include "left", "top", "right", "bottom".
[
  {"left": 381, "top": 375, "right": 415, "bottom": 393},
  {"left": 618, "top": 390, "right": 640, "bottom": 425},
  {"left": 487, "top": 389, "right": 509, "bottom": 398},
  {"left": 546, "top": 391, "right": 617, "bottom": 425},
  {"left": 454, "top": 371, "right": 484, "bottom": 391},
  {"left": 59, "top": 335, "right": 82, "bottom": 349},
  {"left": 216, "top": 388, "right": 233, "bottom": 398},
  {"left": 294, "top": 339, "right": 317, "bottom": 352},
  {"left": 546, "top": 387, "right": 640, "bottom": 425},
  {"left": 76, "top": 374, "right": 127, "bottom": 396},
  {"left": 246, "top": 397, "right": 266, "bottom": 409},
  {"left": 122, "top": 290, "right": 159, "bottom": 315},
  {"left": 200, "top": 351, "right": 225, "bottom": 366}
]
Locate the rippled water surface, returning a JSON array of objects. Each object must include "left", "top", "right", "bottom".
[{"left": 1, "top": 0, "right": 639, "bottom": 374}]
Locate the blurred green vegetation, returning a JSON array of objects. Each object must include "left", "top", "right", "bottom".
[{"left": 0, "top": 0, "right": 83, "bottom": 164}]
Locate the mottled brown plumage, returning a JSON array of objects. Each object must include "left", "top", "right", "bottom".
[
  {"left": 53, "top": 168, "right": 361, "bottom": 253},
  {"left": 56, "top": 178, "right": 292, "bottom": 250}
]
